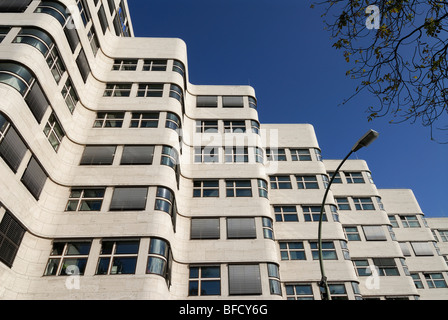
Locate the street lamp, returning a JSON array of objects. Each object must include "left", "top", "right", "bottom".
[{"left": 318, "top": 129, "right": 379, "bottom": 300}]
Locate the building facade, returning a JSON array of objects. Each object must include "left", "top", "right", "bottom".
[{"left": 0, "top": 0, "right": 446, "bottom": 300}]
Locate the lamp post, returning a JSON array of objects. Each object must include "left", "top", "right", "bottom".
[{"left": 318, "top": 129, "right": 379, "bottom": 300}]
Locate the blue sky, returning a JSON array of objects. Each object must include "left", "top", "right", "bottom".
[{"left": 126, "top": 0, "right": 447, "bottom": 218}]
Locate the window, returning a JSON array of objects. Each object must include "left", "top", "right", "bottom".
[
  {"left": 172, "top": 60, "right": 185, "bottom": 77},
  {"left": 274, "top": 206, "right": 298, "bottom": 222},
  {"left": 226, "top": 180, "right": 252, "bottom": 197},
  {"left": 13, "top": 28, "right": 66, "bottom": 84},
  {"left": 96, "top": 240, "right": 139, "bottom": 275},
  {"left": 189, "top": 266, "right": 221, "bottom": 296},
  {"left": 80, "top": 146, "right": 116, "bottom": 165},
  {"left": 335, "top": 197, "right": 351, "bottom": 210},
  {"left": 112, "top": 59, "right": 138, "bottom": 71},
  {"left": 372, "top": 258, "right": 399, "bottom": 276},
  {"left": 228, "top": 264, "right": 262, "bottom": 295},
  {"left": 328, "top": 172, "right": 342, "bottom": 183},
  {"left": 21, "top": 157, "right": 47, "bottom": 200},
  {"left": 400, "top": 216, "right": 420, "bottom": 228},
  {"left": 353, "top": 197, "right": 375, "bottom": 210},
  {"left": 222, "top": 96, "right": 244, "bottom": 108},
  {"left": 269, "top": 175, "right": 292, "bottom": 189},
  {"left": 248, "top": 96, "right": 257, "bottom": 109},
  {"left": 110, "top": 187, "right": 148, "bottom": 211},
  {"left": 94, "top": 112, "right": 124, "bottom": 128},
  {"left": 146, "top": 238, "right": 171, "bottom": 280},
  {"left": 303, "top": 206, "right": 325, "bottom": 222},
  {"left": 325, "top": 284, "right": 348, "bottom": 300},
  {"left": 322, "top": 175, "right": 329, "bottom": 189},
  {"left": 61, "top": 78, "right": 79, "bottom": 113},
  {"left": 196, "top": 96, "right": 217, "bottom": 108},
  {"left": 76, "top": 49, "right": 90, "bottom": 82},
  {"left": 310, "top": 241, "right": 337, "bottom": 260},
  {"left": 169, "top": 84, "right": 183, "bottom": 102},
  {"left": 165, "top": 112, "right": 181, "bottom": 131},
  {"left": 296, "top": 175, "right": 319, "bottom": 189},
  {"left": 76, "top": 0, "right": 91, "bottom": 26},
  {"left": 224, "top": 147, "right": 248, "bottom": 163},
  {"left": 154, "top": 187, "right": 175, "bottom": 216},
  {"left": 120, "top": 146, "right": 154, "bottom": 165},
  {"left": 44, "top": 241, "right": 91, "bottom": 276},
  {"left": 251, "top": 120, "right": 260, "bottom": 134},
  {"left": 388, "top": 215, "right": 399, "bottom": 228},
  {"left": 0, "top": 0, "right": 31, "bottom": 12},
  {"left": 280, "top": 242, "right": 306, "bottom": 260},
  {"left": 411, "top": 273, "right": 424, "bottom": 289},
  {"left": 137, "top": 83, "right": 163, "bottom": 97},
  {"left": 87, "top": 25, "right": 99, "bottom": 56},
  {"left": 65, "top": 188, "right": 105, "bottom": 212},
  {"left": 362, "top": 226, "right": 387, "bottom": 241},
  {"left": 267, "top": 264, "right": 281, "bottom": 295},
  {"left": 375, "top": 196, "right": 385, "bottom": 210},
  {"left": 262, "top": 218, "right": 274, "bottom": 240},
  {"left": 314, "top": 149, "right": 322, "bottom": 161},
  {"left": 160, "top": 146, "right": 179, "bottom": 169},
  {"left": 254, "top": 147, "right": 264, "bottom": 164},
  {"left": 340, "top": 241, "right": 351, "bottom": 260},
  {"left": 190, "top": 218, "right": 220, "bottom": 240},
  {"left": 227, "top": 218, "right": 256, "bottom": 239},
  {"left": 366, "top": 171, "right": 374, "bottom": 183},
  {"left": 193, "top": 180, "right": 219, "bottom": 198},
  {"left": 0, "top": 212, "right": 26, "bottom": 268},
  {"left": 424, "top": 273, "right": 448, "bottom": 288},
  {"left": 266, "top": 148, "right": 286, "bottom": 161},
  {"left": 258, "top": 179, "right": 268, "bottom": 198},
  {"left": 345, "top": 172, "right": 365, "bottom": 183},
  {"left": 130, "top": 112, "right": 159, "bottom": 128},
  {"left": 411, "top": 242, "right": 434, "bottom": 256},
  {"left": 290, "top": 149, "right": 311, "bottom": 161},
  {"left": 196, "top": 120, "right": 218, "bottom": 133},
  {"left": 344, "top": 227, "right": 361, "bottom": 241},
  {"left": 353, "top": 260, "right": 371, "bottom": 277},
  {"left": 143, "top": 59, "right": 167, "bottom": 71},
  {"left": 439, "top": 230, "right": 448, "bottom": 242},
  {"left": 224, "top": 121, "right": 246, "bottom": 133},
  {"left": 399, "top": 242, "right": 411, "bottom": 256},
  {"left": 195, "top": 146, "right": 219, "bottom": 163},
  {"left": 43, "top": 113, "right": 64, "bottom": 151},
  {"left": 0, "top": 116, "right": 28, "bottom": 173},
  {"left": 0, "top": 61, "right": 34, "bottom": 96},
  {"left": 97, "top": 4, "right": 109, "bottom": 34},
  {"left": 285, "top": 284, "right": 314, "bottom": 300},
  {"left": 104, "top": 83, "right": 132, "bottom": 97}
]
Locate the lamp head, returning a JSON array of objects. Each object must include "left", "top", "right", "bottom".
[{"left": 351, "top": 129, "right": 379, "bottom": 152}]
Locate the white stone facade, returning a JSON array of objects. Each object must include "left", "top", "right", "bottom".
[{"left": 0, "top": 0, "right": 446, "bottom": 300}]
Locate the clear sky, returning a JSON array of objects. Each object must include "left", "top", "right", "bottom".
[{"left": 126, "top": 0, "right": 447, "bottom": 218}]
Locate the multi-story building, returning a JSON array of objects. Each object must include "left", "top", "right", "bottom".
[{"left": 0, "top": 0, "right": 446, "bottom": 300}]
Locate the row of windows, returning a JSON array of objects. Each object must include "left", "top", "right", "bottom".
[
  {"left": 388, "top": 215, "right": 424, "bottom": 228},
  {"left": 79, "top": 144, "right": 179, "bottom": 167},
  {"left": 112, "top": 59, "right": 185, "bottom": 76},
  {"left": 192, "top": 179, "right": 268, "bottom": 198},
  {"left": 433, "top": 229, "right": 448, "bottom": 242},
  {"left": 285, "top": 282, "right": 361, "bottom": 300},
  {"left": 0, "top": 114, "right": 48, "bottom": 200},
  {"left": 335, "top": 196, "right": 384, "bottom": 211},
  {"left": 190, "top": 217, "right": 274, "bottom": 240},
  {"left": 196, "top": 95, "right": 257, "bottom": 109},
  {"left": 102, "top": 82, "right": 183, "bottom": 100},
  {"left": 189, "top": 263, "right": 279, "bottom": 296},
  {"left": 196, "top": 119, "right": 260, "bottom": 134},
  {"left": 266, "top": 148, "right": 322, "bottom": 161},
  {"left": 343, "top": 225, "right": 395, "bottom": 242},
  {"left": 270, "top": 174, "right": 328, "bottom": 190},
  {"left": 44, "top": 239, "right": 171, "bottom": 285},
  {"left": 279, "top": 240, "right": 351, "bottom": 261},
  {"left": 399, "top": 241, "right": 441, "bottom": 257},
  {"left": 412, "top": 272, "right": 448, "bottom": 289},
  {"left": 193, "top": 146, "right": 263, "bottom": 164},
  {"left": 273, "top": 205, "right": 340, "bottom": 222},
  {"left": 329, "top": 171, "right": 374, "bottom": 184},
  {"left": 353, "top": 258, "right": 410, "bottom": 277},
  {"left": 65, "top": 186, "right": 176, "bottom": 217}
]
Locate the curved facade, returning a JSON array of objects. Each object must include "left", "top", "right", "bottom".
[{"left": 0, "top": 0, "right": 447, "bottom": 300}]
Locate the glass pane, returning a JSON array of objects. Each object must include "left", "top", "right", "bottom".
[
  {"left": 201, "top": 266, "right": 220, "bottom": 278},
  {"left": 115, "top": 241, "right": 139, "bottom": 254},
  {"left": 61, "top": 258, "right": 88, "bottom": 275},
  {"left": 201, "top": 280, "right": 220, "bottom": 295},
  {"left": 79, "top": 200, "right": 102, "bottom": 211},
  {"left": 111, "top": 257, "right": 137, "bottom": 274},
  {"left": 96, "top": 257, "right": 110, "bottom": 275},
  {"left": 66, "top": 242, "right": 91, "bottom": 255},
  {"left": 147, "top": 256, "right": 166, "bottom": 275},
  {"left": 44, "top": 258, "right": 60, "bottom": 275}
]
